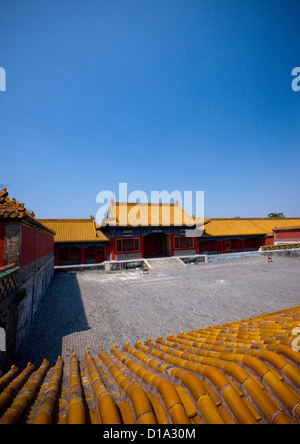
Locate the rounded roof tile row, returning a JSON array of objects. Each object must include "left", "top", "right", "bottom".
[{"left": 0, "top": 305, "right": 299, "bottom": 424}]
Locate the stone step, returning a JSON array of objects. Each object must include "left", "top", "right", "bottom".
[{"left": 144, "top": 257, "right": 186, "bottom": 269}]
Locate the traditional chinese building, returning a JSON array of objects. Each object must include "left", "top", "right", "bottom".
[
  {"left": 38, "top": 218, "right": 109, "bottom": 266},
  {"left": 36, "top": 200, "right": 300, "bottom": 265},
  {"left": 272, "top": 225, "right": 300, "bottom": 245},
  {"left": 99, "top": 202, "right": 300, "bottom": 260},
  {"left": 99, "top": 200, "right": 208, "bottom": 261},
  {"left": 197, "top": 217, "right": 300, "bottom": 254}
]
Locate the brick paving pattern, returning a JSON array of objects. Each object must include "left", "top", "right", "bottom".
[{"left": 15, "top": 256, "right": 300, "bottom": 368}]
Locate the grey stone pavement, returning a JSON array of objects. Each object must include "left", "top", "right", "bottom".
[{"left": 15, "top": 256, "right": 300, "bottom": 368}]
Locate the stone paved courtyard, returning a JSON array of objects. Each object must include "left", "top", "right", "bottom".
[{"left": 15, "top": 255, "right": 300, "bottom": 368}]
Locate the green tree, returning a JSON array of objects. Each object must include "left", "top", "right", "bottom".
[{"left": 268, "top": 212, "right": 285, "bottom": 218}]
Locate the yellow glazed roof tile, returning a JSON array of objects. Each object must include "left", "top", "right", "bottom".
[
  {"left": 0, "top": 188, "right": 54, "bottom": 235},
  {"left": 38, "top": 218, "right": 108, "bottom": 243},
  {"left": 1, "top": 306, "right": 300, "bottom": 424},
  {"left": 0, "top": 187, "right": 33, "bottom": 220},
  {"left": 203, "top": 218, "right": 300, "bottom": 237},
  {"left": 100, "top": 200, "right": 209, "bottom": 228}
]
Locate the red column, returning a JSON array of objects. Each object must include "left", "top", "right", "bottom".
[
  {"left": 80, "top": 246, "right": 85, "bottom": 264},
  {"left": 241, "top": 238, "right": 245, "bottom": 252},
  {"left": 220, "top": 240, "right": 223, "bottom": 254},
  {"left": 111, "top": 238, "right": 115, "bottom": 260},
  {"left": 170, "top": 233, "right": 174, "bottom": 256},
  {"left": 194, "top": 236, "right": 198, "bottom": 254},
  {"left": 140, "top": 233, "right": 144, "bottom": 258}
]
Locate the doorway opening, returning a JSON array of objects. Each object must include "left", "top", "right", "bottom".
[{"left": 143, "top": 233, "right": 169, "bottom": 258}]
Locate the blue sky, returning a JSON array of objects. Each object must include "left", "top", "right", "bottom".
[{"left": 1, "top": 0, "right": 299, "bottom": 219}]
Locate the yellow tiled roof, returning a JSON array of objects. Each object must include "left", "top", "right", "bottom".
[
  {"left": 1, "top": 306, "right": 299, "bottom": 424},
  {"left": 0, "top": 188, "right": 54, "bottom": 236},
  {"left": 100, "top": 200, "right": 208, "bottom": 228},
  {"left": 203, "top": 218, "right": 300, "bottom": 237},
  {"left": 273, "top": 225, "right": 300, "bottom": 231},
  {"left": 38, "top": 219, "right": 108, "bottom": 243},
  {"left": 0, "top": 187, "right": 32, "bottom": 219}
]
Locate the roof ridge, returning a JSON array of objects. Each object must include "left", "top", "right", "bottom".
[
  {"left": 206, "top": 217, "right": 300, "bottom": 221},
  {"left": 38, "top": 219, "right": 93, "bottom": 222},
  {"left": 115, "top": 202, "right": 178, "bottom": 206}
]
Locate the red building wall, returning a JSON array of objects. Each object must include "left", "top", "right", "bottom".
[
  {"left": 264, "top": 236, "right": 274, "bottom": 246},
  {"left": 275, "top": 230, "right": 300, "bottom": 243},
  {"left": 0, "top": 224, "right": 5, "bottom": 267},
  {"left": 21, "top": 225, "right": 54, "bottom": 267}
]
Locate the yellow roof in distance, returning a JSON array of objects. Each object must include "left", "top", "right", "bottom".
[
  {"left": 38, "top": 218, "right": 108, "bottom": 243},
  {"left": 203, "top": 218, "right": 300, "bottom": 237}
]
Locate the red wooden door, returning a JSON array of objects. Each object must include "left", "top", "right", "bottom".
[
  {"left": 144, "top": 234, "right": 164, "bottom": 257},
  {"left": 224, "top": 240, "right": 231, "bottom": 253},
  {"left": 95, "top": 247, "right": 104, "bottom": 263}
]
